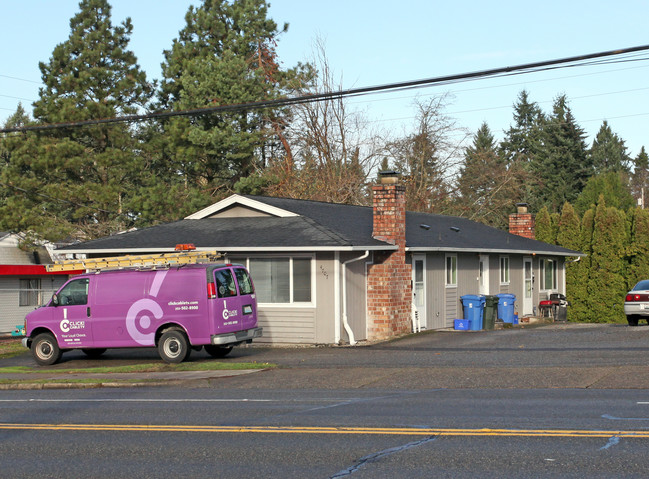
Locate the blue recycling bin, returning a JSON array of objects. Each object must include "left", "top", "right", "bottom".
[
  {"left": 461, "top": 295, "right": 485, "bottom": 330},
  {"left": 496, "top": 293, "right": 516, "bottom": 323}
]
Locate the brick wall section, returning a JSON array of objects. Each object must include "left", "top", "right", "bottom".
[
  {"left": 509, "top": 213, "right": 535, "bottom": 239},
  {"left": 367, "top": 183, "right": 412, "bottom": 341}
]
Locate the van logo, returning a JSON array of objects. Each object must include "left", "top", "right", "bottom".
[
  {"left": 60, "top": 319, "right": 85, "bottom": 332},
  {"left": 125, "top": 270, "right": 168, "bottom": 345},
  {"left": 222, "top": 300, "right": 238, "bottom": 320}
]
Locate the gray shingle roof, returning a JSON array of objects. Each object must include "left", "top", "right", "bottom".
[{"left": 57, "top": 195, "right": 581, "bottom": 256}]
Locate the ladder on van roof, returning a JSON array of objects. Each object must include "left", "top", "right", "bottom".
[{"left": 46, "top": 248, "right": 222, "bottom": 273}]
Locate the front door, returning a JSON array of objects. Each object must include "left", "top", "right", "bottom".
[
  {"left": 523, "top": 257, "right": 534, "bottom": 316},
  {"left": 412, "top": 254, "right": 426, "bottom": 329},
  {"left": 479, "top": 255, "right": 489, "bottom": 295}
]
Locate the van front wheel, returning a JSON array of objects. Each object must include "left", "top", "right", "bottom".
[
  {"left": 31, "top": 333, "right": 62, "bottom": 366},
  {"left": 158, "top": 330, "right": 190, "bottom": 364}
]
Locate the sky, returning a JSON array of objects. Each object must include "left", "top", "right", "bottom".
[{"left": 1, "top": 0, "right": 648, "bottom": 157}]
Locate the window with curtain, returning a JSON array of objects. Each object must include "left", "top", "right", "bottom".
[
  {"left": 446, "top": 255, "right": 457, "bottom": 286},
  {"left": 241, "top": 257, "right": 312, "bottom": 304},
  {"left": 19, "top": 278, "right": 41, "bottom": 306},
  {"left": 500, "top": 256, "right": 510, "bottom": 284},
  {"left": 541, "top": 258, "right": 557, "bottom": 290}
]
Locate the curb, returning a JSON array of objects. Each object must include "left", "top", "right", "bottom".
[{"left": 0, "top": 368, "right": 263, "bottom": 390}]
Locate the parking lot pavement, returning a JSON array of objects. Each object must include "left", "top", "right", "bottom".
[{"left": 4, "top": 323, "right": 649, "bottom": 389}]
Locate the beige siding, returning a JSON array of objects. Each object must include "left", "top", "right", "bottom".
[
  {"left": 0, "top": 276, "right": 67, "bottom": 333},
  {"left": 255, "top": 308, "right": 316, "bottom": 344}
]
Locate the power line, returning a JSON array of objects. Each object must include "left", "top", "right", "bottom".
[{"left": 1, "top": 44, "right": 648, "bottom": 134}]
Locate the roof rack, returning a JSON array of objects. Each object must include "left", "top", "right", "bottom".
[{"left": 46, "top": 250, "right": 222, "bottom": 273}]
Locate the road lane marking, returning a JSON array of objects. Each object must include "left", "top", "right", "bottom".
[{"left": 1, "top": 423, "right": 649, "bottom": 437}]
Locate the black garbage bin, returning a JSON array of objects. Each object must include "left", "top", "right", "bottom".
[
  {"left": 484, "top": 295, "right": 498, "bottom": 330},
  {"left": 550, "top": 293, "right": 568, "bottom": 321}
]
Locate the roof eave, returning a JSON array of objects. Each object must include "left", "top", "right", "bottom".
[
  {"left": 56, "top": 245, "right": 396, "bottom": 255},
  {"left": 406, "top": 246, "right": 584, "bottom": 257}
]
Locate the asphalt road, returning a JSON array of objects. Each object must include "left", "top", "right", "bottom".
[{"left": 3, "top": 322, "right": 649, "bottom": 477}]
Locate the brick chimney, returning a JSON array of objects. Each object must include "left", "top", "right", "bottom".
[
  {"left": 366, "top": 171, "right": 412, "bottom": 341},
  {"left": 509, "top": 203, "right": 535, "bottom": 239}
]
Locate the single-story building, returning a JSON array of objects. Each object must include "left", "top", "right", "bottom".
[
  {"left": 55, "top": 173, "right": 581, "bottom": 344},
  {"left": 0, "top": 233, "right": 72, "bottom": 333}
]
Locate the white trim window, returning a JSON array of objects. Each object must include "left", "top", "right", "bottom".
[
  {"left": 233, "top": 256, "right": 313, "bottom": 305},
  {"left": 445, "top": 254, "right": 457, "bottom": 287},
  {"left": 541, "top": 258, "right": 558, "bottom": 291},
  {"left": 19, "top": 278, "right": 41, "bottom": 306},
  {"left": 500, "top": 256, "right": 510, "bottom": 285}
]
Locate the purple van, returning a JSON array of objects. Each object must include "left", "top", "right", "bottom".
[{"left": 22, "top": 263, "right": 262, "bottom": 365}]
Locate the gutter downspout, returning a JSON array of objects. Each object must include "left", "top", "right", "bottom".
[{"left": 342, "top": 251, "right": 369, "bottom": 346}]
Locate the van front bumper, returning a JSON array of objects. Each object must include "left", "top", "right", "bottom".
[{"left": 211, "top": 327, "right": 263, "bottom": 346}]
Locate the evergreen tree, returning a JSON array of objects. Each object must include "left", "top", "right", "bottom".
[
  {"left": 588, "top": 197, "right": 628, "bottom": 323},
  {"left": 0, "top": 0, "right": 153, "bottom": 241},
  {"left": 157, "top": 0, "right": 305, "bottom": 198},
  {"left": 499, "top": 90, "right": 544, "bottom": 207},
  {"left": 534, "top": 207, "right": 554, "bottom": 244},
  {"left": 574, "top": 171, "right": 634, "bottom": 216},
  {"left": 556, "top": 202, "right": 582, "bottom": 321},
  {"left": 626, "top": 207, "right": 649, "bottom": 289},
  {"left": 500, "top": 90, "right": 544, "bottom": 166},
  {"left": 569, "top": 206, "right": 595, "bottom": 321},
  {"left": 630, "top": 146, "right": 649, "bottom": 207},
  {"left": 529, "top": 95, "right": 590, "bottom": 211},
  {"left": 455, "top": 122, "right": 525, "bottom": 229},
  {"left": 556, "top": 202, "right": 581, "bottom": 250},
  {"left": 590, "top": 120, "right": 631, "bottom": 173}
]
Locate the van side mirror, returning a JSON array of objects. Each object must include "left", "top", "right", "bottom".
[{"left": 51, "top": 294, "right": 59, "bottom": 307}]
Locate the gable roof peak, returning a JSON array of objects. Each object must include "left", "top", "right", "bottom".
[{"left": 185, "top": 194, "right": 299, "bottom": 220}]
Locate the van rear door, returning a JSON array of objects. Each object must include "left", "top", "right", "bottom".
[
  {"left": 212, "top": 266, "right": 243, "bottom": 334},
  {"left": 233, "top": 266, "right": 257, "bottom": 331}
]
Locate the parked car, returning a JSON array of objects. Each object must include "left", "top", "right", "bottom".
[{"left": 624, "top": 280, "right": 649, "bottom": 326}]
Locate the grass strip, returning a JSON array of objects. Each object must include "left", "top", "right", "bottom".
[{"left": 0, "top": 361, "right": 275, "bottom": 375}]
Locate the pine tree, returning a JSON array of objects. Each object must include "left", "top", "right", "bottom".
[
  {"left": 454, "top": 122, "right": 525, "bottom": 228},
  {"left": 590, "top": 120, "right": 631, "bottom": 173},
  {"left": 0, "top": 0, "right": 153, "bottom": 241},
  {"left": 530, "top": 95, "right": 590, "bottom": 211},
  {"left": 157, "top": 0, "right": 305, "bottom": 197},
  {"left": 499, "top": 90, "right": 545, "bottom": 209}
]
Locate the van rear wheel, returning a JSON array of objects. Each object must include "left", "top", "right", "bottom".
[
  {"left": 204, "top": 345, "right": 233, "bottom": 358},
  {"left": 158, "top": 330, "right": 191, "bottom": 363},
  {"left": 31, "top": 333, "right": 62, "bottom": 366}
]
